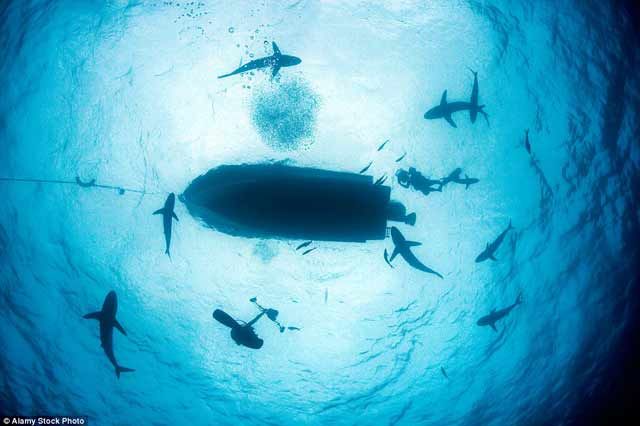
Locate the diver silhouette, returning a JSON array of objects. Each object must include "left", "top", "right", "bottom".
[
  {"left": 213, "top": 298, "right": 299, "bottom": 349},
  {"left": 396, "top": 167, "right": 443, "bottom": 196},
  {"left": 213, "top": 309, "right": 266, "bottom": 349}
]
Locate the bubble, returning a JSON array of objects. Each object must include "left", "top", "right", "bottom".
[
  {"left": 250, "top": 78, "right": 320, "bottom": 151},
  {"left": 228, "top": 27, "right": 234, "bottom": 33}
]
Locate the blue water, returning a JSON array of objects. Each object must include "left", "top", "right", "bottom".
[{"left": 1, "top": 1, "right": 639, "bottom": 425}]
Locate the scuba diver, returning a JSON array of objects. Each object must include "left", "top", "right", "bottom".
[
  {"left": 396, "top": 167, "right": 443, "bottom": 196},
  {"left": 213, "top": 309, "right": 266, "bottom": 349},
  {"left": 213, "top": 298, "right": 300, "bottom": 349}
]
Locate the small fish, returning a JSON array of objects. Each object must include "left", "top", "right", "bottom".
[
  {"left": 324, "top": 288, "right": 328, "bottom": 304},
  {"left": 395, "top": 152, "right": 407, "bottom": 162},
  {"left": 441, "top": 367, "right": 449, "bottom": 379},
  {"left": 377, "top": 139, "right": 390, "bottom": 151},
  {"left": 524, "top": 129, "right": 531, "bottom": 154},
  {"left": 287, "top": 326, "right": 301, "bottom": 331},
  {"left": 296, "top": 240, "right": 312, "bottom": 250},
  {"left": 374, "top": 174, "right": 387, "bottom": 186},
  {"left": 359, "top": 161, "right": 373, "bottom": 174},
  {"left": 302, "top": 247, "right": 317, "bottom": 256}
]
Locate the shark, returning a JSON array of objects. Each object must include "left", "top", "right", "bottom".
[
  {"left": 388, "top": 227, "right": 443, "bottom": 278},
  {"left": 83, "top": 291, "right": 134, "bottom": 378},
  {"left": 217, "top": 42, "right": 301, "bottom": 79},
  {"left": 423, "top": 69, "right": 488, "bottom": 128},
  {"left": 477, "top": 293, "right": 523, "bottom": 331},
  {"left": 475, "top": 220, "right": 513, "bottom": 262},
  {"left": 153, "top": 193, "right": 179, "bottom": 257}
]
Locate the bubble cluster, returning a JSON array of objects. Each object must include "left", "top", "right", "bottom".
[{"left": 250, "top": 78, "right": 320, "bottom": 151}]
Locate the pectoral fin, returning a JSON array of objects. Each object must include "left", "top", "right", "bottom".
[
  {"left": 172, "top": 212, "right": 179, "bottom": 221},
  {"left": 490, "top": 322, "right": 497, "bottom": 332},
  {"left": 444, "top": 114, "right": 457, "bottom": 128},
  {"left": 83, "top": 311, "right": 102, "bottom": 320},
  {"left": 405, "top": 241, "right": 422, "bottom": 247},
  {"left": 272, "top": 64, "right": 281, "bottom": 77},
  {"left": 114, "top": 319, "right": 127, "bottom": 336},
  {"left": 153, "top": 208, "right": 165, "bottom": 215},
  {"left": 389, "top": 247, "right": 400, "bottom": 262},
  {"left": 489, "top": 254, "right": 497, "bottom": 261}
]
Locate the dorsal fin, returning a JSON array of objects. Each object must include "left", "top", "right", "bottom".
[
  {"left": 440, "top": 90, "right": 448, "bottom": 105},
  {"left": 272, "top": 42, "right": 281, "bottom": 56}
]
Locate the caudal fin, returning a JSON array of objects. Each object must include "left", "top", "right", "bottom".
[
  {"left": 116, "top": 366, "right": 135, "bottom": 378},
  {"left": 515, "top": 293, "right": 523, "bottom": 305}
]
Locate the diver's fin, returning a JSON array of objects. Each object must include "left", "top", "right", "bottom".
[
  {"left": 213, "top": 309, "right": 240, "bottom": 329},
  {"left": 272, "top": 42, "right": 281, "bottom": 56},
  {"left": 444, "top": 113, "right": 457, "bottom": 128},
  {"left": 116, "top": 366, "right": 135, "bottom": 379},
  {"left": 490, "top": 322, "right": 497, "bottom": 332},
  {"left": 405, "top": 241, "right": 422, "bottom": 247},
  {"left": 153, "top": 208, "right": 165, "bottom": 215},
  {"left": 172, "top": 212, "right": 179, "bottom": 221},
  {"left": 83, "top": 311, "right": 102, "bottom": 320},
  {"left": 440, "top": 90, "right": 448, "bottom": 105},
  {"left": 113, "top": 319, "right": 127, "bottom": 336}
]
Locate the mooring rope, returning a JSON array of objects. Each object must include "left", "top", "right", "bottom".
[{"left": 0, "top": 176, "right": 164, "bottom": 196}]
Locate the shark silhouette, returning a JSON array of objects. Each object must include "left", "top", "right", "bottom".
[{"left": 218, "top": 42, "right": 301, "bottom": 79}]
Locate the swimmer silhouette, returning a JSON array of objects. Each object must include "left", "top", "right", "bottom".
[
  {"left": 213, "top": 309, "right": 265, "bottom": 349},
  {"left": 83, "top": 291, "right": 135, "bottom": 378},
  {"left": 153, "top": 193, "right": 179, "bottom": 257},
  {"left": 218, "top": 42, "right": 301, "bottom": 79},
  {"left": 396, "top": 167, "right": 442, "bottom": 196}
]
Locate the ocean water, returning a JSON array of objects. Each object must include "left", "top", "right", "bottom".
[{"left": 0, "top": 1, "right": 639, "bottom": 425}]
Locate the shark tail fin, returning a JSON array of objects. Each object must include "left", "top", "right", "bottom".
[
  {"left": 404, "top": 212, "right": 416, "bottom": 226},
  {"left": 466, "top": 66, "right": 477, "bottom": 76},
  {"left": 516, "top": 292, "right": 523, "bottom": 305},
  {"left": 116, "top": 366, "right": 135, "bottom": 379}
]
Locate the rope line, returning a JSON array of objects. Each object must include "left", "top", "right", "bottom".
[{"left": 0, "top": 176, "right": 164, "bottom": 196}]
